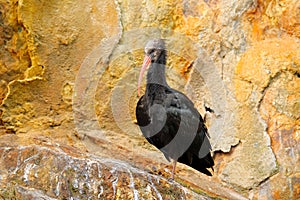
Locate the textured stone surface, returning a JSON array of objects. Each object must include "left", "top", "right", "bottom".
[
  {"left": 1, "top": 0, "right": 120, "bottom": 134},
  {"left": 0, "top": 0, "right": 299, "bottom": 199},
  {"left": 0, "top": 143, "right": 212, "bottom": 199},
  {"left": 233, "top": 37, "right": 300, "bottom": 197}
]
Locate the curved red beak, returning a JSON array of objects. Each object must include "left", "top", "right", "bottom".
[{"left": 138, "top": 55, "right": 151, "bottom": 96}]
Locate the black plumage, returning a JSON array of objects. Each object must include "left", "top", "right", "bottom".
[{"left": 136, "top": 39, "right": 214, "bottom": 178}]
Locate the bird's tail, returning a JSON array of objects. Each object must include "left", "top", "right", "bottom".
[{"left": 188, "top": 153, "right": 214, "bottom": 176}]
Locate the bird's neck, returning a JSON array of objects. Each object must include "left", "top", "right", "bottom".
[
  {"left": 146, "top": 61, "right": 169, "bottom": 100},
  {"left": 147, "top": 61, "right": 167, "bottom": 83},
  {"left": 147, "top": 57, "right": 168, "bottom": 82}
]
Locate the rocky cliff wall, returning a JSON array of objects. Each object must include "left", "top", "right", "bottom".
[{"left": 0, "top": 0, "right": 299, "bottom": 199}]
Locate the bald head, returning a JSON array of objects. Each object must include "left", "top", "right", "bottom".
[
  {"left": 144, "top": 39, "right": 166, "bottom": 64},
  {"left": 145, "top": 39, "right": 166, "bottom": 53}
]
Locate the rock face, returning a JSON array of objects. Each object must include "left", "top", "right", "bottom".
[
  {"left": 0, "top": 0, "right": 299, "bottom": 199},
  {"left": 0, "top": 141, "right": 211, "bottom": 199}
]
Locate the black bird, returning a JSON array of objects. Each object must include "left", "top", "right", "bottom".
[{"left": 136, "top": 39, "right": 214, "bottom": 179}]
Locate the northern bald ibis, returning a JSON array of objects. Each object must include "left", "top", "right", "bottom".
[{"left": 136, "top": 39, "right": 214, "bottom": 179}]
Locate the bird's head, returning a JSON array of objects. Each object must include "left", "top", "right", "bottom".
[
  {"left": 138, "top": 39, "right": 166, "bottom": 96},
  {"left": 144, "top": 39, "right": 166, "bottom": 63}
]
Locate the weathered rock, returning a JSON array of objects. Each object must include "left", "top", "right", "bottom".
[
  {"left": 0, "top": 143, "right": 214, "bottom": 199},
  {"left": 1, "top": 0, "right": 121, "bottom": 134},
  {"left": 242, "top": 0, "right": 300, "bottom": 41},
  {"left": 233, "top": 37, "right": 300, "bottom": 197},
  {"left": 0, "top": 0, "right": 299, "bottom": 199}
]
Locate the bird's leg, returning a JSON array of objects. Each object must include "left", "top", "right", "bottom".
[{"left": 171, "top": 160, "right": 177, "bottom": 180}]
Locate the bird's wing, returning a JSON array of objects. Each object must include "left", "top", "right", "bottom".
[
  {"left": 136, "top": 90, "right": 211, "bottom": 161},
  {"left": 156, "top": 90, "right": 211, "bottom": 161}
]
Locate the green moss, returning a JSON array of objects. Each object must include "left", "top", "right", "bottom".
[
  {"left": 154, "top": 181, "right": 184, "bottom": 199},
  {"left": 0, "top": 182, "right": 18, "bottom": 199}
]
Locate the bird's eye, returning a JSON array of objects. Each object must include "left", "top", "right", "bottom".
[{"left": 149, "top": 49, "right": 154, "bottom": 55}]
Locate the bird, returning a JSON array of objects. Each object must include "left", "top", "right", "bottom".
[{"left": 136, "top": 39, "right": 214, "bottom": 179}]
